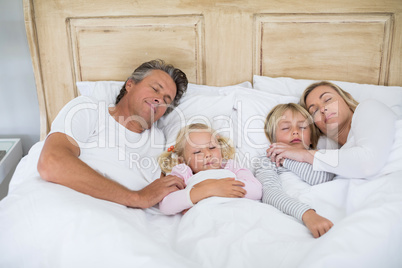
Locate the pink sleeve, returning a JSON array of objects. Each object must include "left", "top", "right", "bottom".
[
  {"left": 170, "top": 164, "right": 193, "bottom": 184},
  {"left": 225, "top": 160, "right": 262, "bottom": 200},
  {"left": 158, "top": 164, "right": 194, "bottom": 215},
  {"left": 159, "top": 189, "right": 193, "bottom": 215}
]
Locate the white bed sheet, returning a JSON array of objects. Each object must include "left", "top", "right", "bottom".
[{"left": 1, "top": 130, "right": 402, "bottom": 268}]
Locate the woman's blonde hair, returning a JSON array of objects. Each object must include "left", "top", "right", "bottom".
[
  {"left": 158, "top": 123, "right": 235, "bottom": 174},
  {"left": 264, "top": 103, "right": 320, "bottom": 149},
  {"left": 300, "top": 81, "right": 359, "bottom": 112}
]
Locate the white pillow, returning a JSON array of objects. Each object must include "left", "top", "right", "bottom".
[
  {"left": 185, "top": 81, "right": 252, "bottom": 93},
  {"left": 77, "top": 81, "right": 124, "bottom": 105},
  {"left": 76, "top": 81, "right": 252, "bottom": 106},
  {"left": 253, "top": 75, "right": 402, "bottom": 117},
  {"left": 157, "top": 83, "right": 254, "bottom": 146},
  {"left": 229, "top": 90, "right": 300, "bottom": 173},
  {"left": 157, "top": 92, "right": 237, "bottom": 146},
  {"left": 76, "top": 81, "right": 253, "bottom": 148}
]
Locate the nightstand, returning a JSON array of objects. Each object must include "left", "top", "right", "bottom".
[{"left": 0, "top": 139, "right": 23, "bottom": 200}]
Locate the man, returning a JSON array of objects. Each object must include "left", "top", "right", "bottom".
[{"left": 38, "top": 60, "right": 188, "bottom": 208}]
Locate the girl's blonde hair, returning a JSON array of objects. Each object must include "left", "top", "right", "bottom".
[
  {"left": 300, "top": 81, "right": 359, "bottom": 112},
  {"left": 264, "top": 103, "right": 320, "bottom": 149},
  {"left": 158, "top": 123, "right": 235, "bottom": 174}
]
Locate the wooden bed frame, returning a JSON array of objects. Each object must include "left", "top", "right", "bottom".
[{"left": 24, "top": 0, "right": 402, "bottom": 139}]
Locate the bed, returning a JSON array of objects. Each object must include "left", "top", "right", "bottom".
[{"left": 1, "top": 0, "right": 402, "bottom": 267}]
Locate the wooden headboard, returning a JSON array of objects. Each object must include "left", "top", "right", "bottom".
[{"left": 24, "top": 0, "right": 402, "bottom": 139}]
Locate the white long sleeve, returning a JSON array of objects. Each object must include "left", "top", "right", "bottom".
[{"left": 313, "top": 100, "right": 397, "bottom": 178}]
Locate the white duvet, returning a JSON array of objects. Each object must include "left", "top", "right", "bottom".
[{"left": 1, "top": 123, "right": 402, "bottom": 268}]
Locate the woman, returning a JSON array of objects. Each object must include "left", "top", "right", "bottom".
[{"left": 267, "top": 81, "right": 397, "bottom": 179}]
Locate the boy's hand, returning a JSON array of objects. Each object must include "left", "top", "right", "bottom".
[{"left": 302, "top": 209, "right": 334, "bottom": 238}]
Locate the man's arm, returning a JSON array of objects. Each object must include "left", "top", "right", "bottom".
[{"left": 37, "top": 132, "right": 185, "bottom": 208}]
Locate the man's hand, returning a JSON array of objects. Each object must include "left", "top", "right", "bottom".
[
  {"left": 302, "top": 209, "right": 334, "bottom": 238},
  {"left": 133, "top": 175, "right": 185, "bottom": 209}
]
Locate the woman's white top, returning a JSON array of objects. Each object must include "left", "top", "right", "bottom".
[{"left": 313, "top": 100, "right": 397, "bottom": 179}]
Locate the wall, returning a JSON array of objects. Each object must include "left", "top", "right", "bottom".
[{"left": 0, "top": 0, "right": 40, "bottom": 155}]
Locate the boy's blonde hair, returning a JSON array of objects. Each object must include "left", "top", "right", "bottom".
[
  {"left": 158, "top": 123, "right": 235, "bottom": 174},
  {"left": 264, "top": 103, "right": 320, "bottom": 149}
]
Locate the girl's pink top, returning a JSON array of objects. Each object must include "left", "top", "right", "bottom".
[{"left": 158, "top": 160, "right": 262, "bottom": 215}]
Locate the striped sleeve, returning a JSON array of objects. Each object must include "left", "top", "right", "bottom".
[
  {"left": 255, "top": 156, "right": 311, "bottom": 221},
  {"left": 282, "top": 159, "right": 335, "bottom": 185}
]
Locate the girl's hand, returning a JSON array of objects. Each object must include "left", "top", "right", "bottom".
[
  {"left": 302, "top": 209, "right": 334, "bottom": 238},
  {"left": 209, "top": 177, "right": 247, "bottom": 197},
  {"left": 266, "top": 142, "right": 316, "bottom": 166},
  {"left": 181, "top": 208, "right": 190, "bottom": 215},
  {"left": 190, "top": 178, "right": 246, "bottom": 204}
]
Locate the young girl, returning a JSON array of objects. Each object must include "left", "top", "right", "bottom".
[
  {"left": 255, "top": 103, "right": 335, "bottom": 238},
  {"left": 158, "top": 123, "right": 262, "bottom": 215}
]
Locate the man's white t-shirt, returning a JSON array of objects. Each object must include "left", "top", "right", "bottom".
[{"left": 49, "top": 96, "right": 165, "bottom": 190}]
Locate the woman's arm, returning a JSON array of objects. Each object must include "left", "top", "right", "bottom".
[
  {"left": 313, "top": 100, "right": 397, "bottom": 178},
  {"left": 267, "top": 143, "right": 316, "bottom": 165},
  {"left": 282, "top": 159, "right": 335, "bottom": 185}
]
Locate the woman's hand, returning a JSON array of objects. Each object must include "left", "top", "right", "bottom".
[
  {"left": 266, "top": 142, "right": 316, "bottom": 166},
  {"left": 189, "top": 178, "right": 246, "bottom": 204},
  {"left": 302, "top": 209, "right": 334, "bottom": 238}
]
